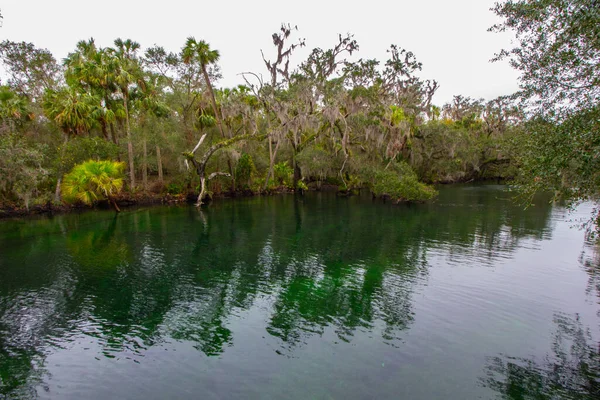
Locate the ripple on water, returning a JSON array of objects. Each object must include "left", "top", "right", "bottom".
[{"left": 0, "top": 189, "right": 599, "bottom": 400}]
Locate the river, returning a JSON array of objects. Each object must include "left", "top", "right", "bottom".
[{"left": 0, "top": 185, "right": 598, "bottom": 399}]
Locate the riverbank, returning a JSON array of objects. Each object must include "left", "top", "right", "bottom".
[
  {"left": 0, "top": 187, "right": 295, "bottom": 220},
  {"left": 0, "top": 179, "right": 513, "bottom": 220}
]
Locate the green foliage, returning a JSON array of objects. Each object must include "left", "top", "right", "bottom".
[
  {"left": 42, "top": 88, "right": 97, "bottom": 137},
  {"left": 296, "top": 145, "right": 342, "bottom": 183},
  {"left": 0, "top": 40, "right": 61, "bottom": 101},
  {"left": 0, "top": 86, "right": 32, "bottom": 130},
  {"left": 511, "top": 106, "right": 600, "bottom": 205},
  {"left": 235, "top": 153, "right": 256, "bottom": 189},
  {"left": 274, "top": 161, "right": 294, "bottom": 187},
  {"left": 57, "top": 136, "right": 121, "bottom": 174},
  {"left": 492, "top": 0, "right": 600, "bottom": 213},
  {"left": 62, "top": 160, "right": 125, "bottom": 205},
  {"left": 367, "top": 162, "right": 437, "bottom": 202},
  {"left": 0, "top": 28, "right": 535, "bottom": 210},
  {"left": 166, "top": 182, "right": 185, "bottom": 195},
  {"left": 0, "top": 134, "right": 50, "bottom": 209},
  {"left": 491, "top": 0, "right": 600, "bottom": 113}
]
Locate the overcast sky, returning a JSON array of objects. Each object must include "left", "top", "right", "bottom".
[{"left": 0, "top": 0, "right": 520, "bottom": 106}]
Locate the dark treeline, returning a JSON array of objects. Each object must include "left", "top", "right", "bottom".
[{"left": 0, "top": 24, "right": 523, "bottom": 211}]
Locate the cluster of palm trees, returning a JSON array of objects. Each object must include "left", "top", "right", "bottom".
[{"left": 40, "top": 37, "right": 229, "bottom": 200}]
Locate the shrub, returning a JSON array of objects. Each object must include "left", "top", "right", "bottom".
[
  {"left": 62, "top": 160, "right": 125, "bottom": 210},
  {"left": 235, "top": 153, "right": 256, "bottom": 189},
  {"left": 274, "top": 161, "right": 293, "bottom": 187}
]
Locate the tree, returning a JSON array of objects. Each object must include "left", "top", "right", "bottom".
[
  {"left": 0, "top": 86, "right": 32, "bottom": 133},
  {"left": 61, "top": 160, "right": 125, "bottom": 212},
  {"left": 107, "top": 38, "right": 144, "bottom": 190},
  {"left": 491, "top": 0, "right": 600, "bottom": 211},
  {"left": 0, "top": 41, "right": 62, "bottom": 101},
  {"left": 64, "top": 39, "right": 120, "bottom": 143},
  {"left": 491, "top": 0, "right": 600, "bottom": 114},
  {"left": 42, "top": 88, "right": 97, "bottom": 137},
  {"left": 182, "top": 38, "right": 225, "bottom": 138},
  {"left": 184, "top": 133, "right": 266, "bottom": 206},
  {"left": 0, "top": 134, "right": 49, "bottom": 209}
]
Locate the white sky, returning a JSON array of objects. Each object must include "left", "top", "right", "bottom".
[{"left": 0, "top": 0, "right": 520, "bottom": 106}]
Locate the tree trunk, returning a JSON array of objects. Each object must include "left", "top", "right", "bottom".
[
  {"left": 123, "top": 93, "right": 136, "bottom": 190},
  {"left": 265, "top": 136, "right": 274, "bottom": 190},
  {"left": 228, "top": 158, "right": 235, "bottom": 193},
  {"left": 202, "top": 66, "right": 225, "bottom": 139},
  {"left": 202, "top": 65, "right": 236, "bottom": 192},
  {"left": 110, "top": 123, "right": 118, "bottom": 145},
  {"left": 156, "top": 145, "right": 163, "bottom": 183},
  {"left": 292, "top": 150, "right": 302, "bottom": 192},
  {"left": 186, "top": 133, "right": 267, "bottom": 207},
  {"left": 100, "top": 120, "right": 109, "bottom": 141},
  {"left": 183, "top": 114, "right": 194, "bottom": 145},
  {"left": 109, "top": 197, "right": 121, "bottom": 213},
  {"left": 264, "top": 137, "right": 281, "bottom": 191},
  {"left": 55, "top": 176, "right": 62, "bottom": 203},
  {"left": 54, "top": 133, "right": 69, "bottom": 203},
  {"left": 196, "top": 176, "right": 206, "bottom": 206},
  {"left": 142, "top": 138, "right": 148, "bottom": 191}
]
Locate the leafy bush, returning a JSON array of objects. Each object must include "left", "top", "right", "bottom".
[
  {"left": 166, "top": 182, "right": 185, "bottom": 195},
  {"left": 57, "top": 137, "right": 121, "bottom": 175},
  {"left": 274, "top": 161, "right": 293, "bottom": 187},
  {"left": 0, "top": 134, "right": 50, "bottom": 209},
  {"left": 296, "top": 145, "right": 342, "bottom": 183},
  {"left": 363, "top": 161, "right": 437, "bottom": 202},
  {"left": 62, "top": 160, "right": 125, "bottom": 206},
  {"left": 235, "top": 153, "right": 256, "bottom": 189}
]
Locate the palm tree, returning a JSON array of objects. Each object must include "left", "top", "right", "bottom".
[
  {"left": 0, "top": 86, "right": 31, "bottom": 133},
  {"left": 42, "top": 87, "right": 97, "bottom": 137},
  {"left": 107, "top": 38, "right": 143, "bottom": 189},
  {"left": 61, "top": 160, "right": 125, "bottom": 212},
  {"left": 182, "top": 38, "right": 225, "bottom": 138},
  {"left": 182, "top": 38, "right": 239, "bottom": 190}
]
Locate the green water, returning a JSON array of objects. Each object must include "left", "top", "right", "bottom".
[{"left": 0, "top": 185, "right": 599, "bottom": 399}]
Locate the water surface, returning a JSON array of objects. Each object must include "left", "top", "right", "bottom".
[{"left": 1, "top": 185, "right": 599, "bottom": 399}]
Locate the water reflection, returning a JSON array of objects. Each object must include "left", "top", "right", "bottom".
[
  {"left": 482, "top": 313, "right": 600, "bottom": 399},
  {"left": 0, "top": 186, "right": 565, "bottom": 398}
]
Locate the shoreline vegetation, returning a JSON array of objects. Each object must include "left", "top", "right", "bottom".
[
  {"left": 0, "top": 179, "right": 511, "bottom": 220},
  {"left": 2, "top": 0, "right": 599, "bottom": 220},
  {"left": 0, "top": 23, "right": 522, "bottom": 217}
]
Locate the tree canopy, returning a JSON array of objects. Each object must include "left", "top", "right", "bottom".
[{"left": 492, "top": 0, "right": 600, "bottom": 211}]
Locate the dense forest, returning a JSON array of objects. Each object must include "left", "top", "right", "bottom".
[
  {"left": 0, "top": 24, "right": 525, "bottom": 212},
  {"left": 0, "top": 0, "right": 598, "bottom": 216}
]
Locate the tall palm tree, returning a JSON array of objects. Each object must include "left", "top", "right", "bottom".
[
  {"left": 64, "top": 39, "right": 119, "bottom": 143},
  {"left": 182, "top": 38, "right": 238, "bottom": 190},
  {"left": 182, "top": 38, "right": 225, "bottom": 138},
  {"left": 42, "top": 87, "right": 96, "bottom": 137},
  {"left": 107, "top": 38, "right": 143, "bottom": 189}
]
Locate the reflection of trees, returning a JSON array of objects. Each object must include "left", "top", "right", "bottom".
[
  {"left": 0, "top": 270, "right": 74, "bottom": 398},
  {"left": 0, "top": 186, "right": 558, "bottom": 396},
  {"left": 482, "top": 313, "right": 600, "bottom": 399},
  {"left": 66, "top": 215, "right": 129, "bottom": 270},
  {"left": 580, "top": 238, "right": 600, "bottom": 303}
]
